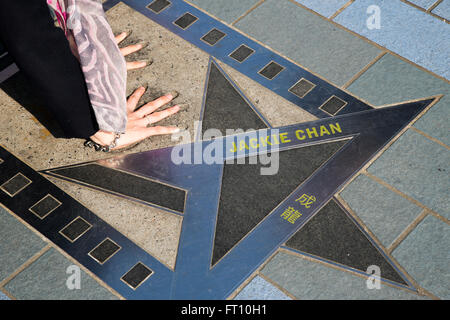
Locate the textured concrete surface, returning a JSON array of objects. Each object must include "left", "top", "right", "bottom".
[
  {"left": 218, "top": 61, "right": 317, "bottom": 127},
  {"left": 46, "top": 176, "right": 182, "bottom": 269},
  {"left": 234, "top": 0, "right": 381, "bottom": 86},
  {"left": 0, "top": 205, "right": 47, "bottom": 282},
  {"left": 392, "top": 215, "right": 450, "bottom": 299},
  {"left": 261, "top": 251, "right": 427, "bottom": 300},
  {"left": 340, "top": 174, "right": 424, "bottom": 248},
  {"left": 334, "top": 0, "right": 450, "bottom": 80},
  {"left": 3, "top": 248, "right": 118, "bottom": 300},
  {"left": 0, "top": 2, "right": 207, "bottom": 171},
  {"left": 233, "top": 276, "right": 291, "bottom": 300}
]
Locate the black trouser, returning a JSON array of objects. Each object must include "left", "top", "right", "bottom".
[{"left": 0, "top": 0, "right": 98, "bottom": 139}]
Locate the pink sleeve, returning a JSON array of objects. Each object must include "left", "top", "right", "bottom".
[{"left": 48, "top": 0, "right": 128, "bottom": 133}]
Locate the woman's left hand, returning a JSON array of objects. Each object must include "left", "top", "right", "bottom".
[{"left": 115, "top": 31, "right": 150, "bottom": 71}]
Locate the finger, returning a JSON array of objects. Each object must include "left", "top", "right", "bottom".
[
  {"left": 120, "top": 43, "right": 146, "bottom": 57},
  {"left": 115, "top": 32, "right": 128, "bottom": 44},
  {"left": 145, "top": 105, "right": 180, "bottom": 125},
  {"left": 127, "top": 86, "right": 146, "bottom": 114},
  {"left": 144, "top": 126, "right": 181, "bottom": 136},
  {"left": 126, "top": 60, "right": 149, "bottom": 71},
  {"left": 133, "top": 93, "right": 175, "bottom": 118},
  {"left": 134, "top": 105, "right": 180, "bottom": 127}
]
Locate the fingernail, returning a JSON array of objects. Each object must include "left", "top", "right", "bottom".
[
  {"left": 142, "top": 59, "right": 153, "bottom": 67},
  {"left": 167, "top": 91, "right": 179, "bottom": 99},
  {"left": 176, "top": 103, "right": 189, "bottom": 112},
  {"left": 138, "top": 41, "right": 149, "bottom": 49}
]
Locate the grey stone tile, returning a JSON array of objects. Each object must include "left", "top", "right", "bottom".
[
  {"left": 392, "top": 215, "right": 450, "bottom": 299},
  {"left": 234, "top": 276, "right": 291, "bottom": 300},
  {"left": 408, "top": 0, "right": 438, "bottom": 10},
  {"left": 0, "top": 290, "right": 10, "bottom": 300},
  {"left": 4, "top": 248, "right": 118, "bottom": 300},
  {"left": 187, "top": 0, "right": 260, "bottom": 23},
  {"left": 348, "top": 54, "right": 450, "bottom": 105},
  {"left": 348, "top": 53, "right": 450, "bottom": 146},
  {"left": 261, "top": 251, "right": 426, "bottom": 299},
  {"left": 432, "top": 0, "right": 450, "bottom": 20},
  {"left": 234, "top": 0, "right": 381, "bottom": 86},
  {"left": 414, "top": 97, "right": 450, "bottom": 147},
  {"left": 340, "top": 174, "right": 423, "bottom": 248},
  {"left": 293, "top": 0, "right": 349, "bottom": 18},
  {"left": 334, "top": 0, "right": 450, "bottom": 80},
  {"left": 367, "top": 130, "right": 450, "bottom": 219},
  {"left": 0, "top": 206, "right": 47, "bottom": 282}
]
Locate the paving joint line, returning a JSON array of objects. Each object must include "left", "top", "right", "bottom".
[
  {"left": 226, "top": 246, "right": 280, "bottom": 300},
  {"left": 258, "top": 272, "right": 298, "bottom": 300},
  {"left": 400, "top": 0, "right": 449, "bottom": 23},
  {"left": 329, "top": 0, "right": 355, "bottom": 20},
  {"left": 47, "top": 238, "right": 125, "bottom": 300},
  {"left": 289, "top": 0, "right": 450, "bottom": 84},
  {"left": 334, "top": 193, "right": 391, "bottom": 253},
  {"left": 278, "top": 246, "right": 424, "bottom": 296},
  {"left": 342, "top": 51, "right": 388, "bottom": 89},
  {"left": 387, "top": 209, "right": 429, "bottom": 254},
  {"left": 363, "top": 171, "right": 450, "bottom": 225},
  {"left": 332, "top": 96, "right": 441, "bottom": 200},
  {"left": 409, "top": 126, "right": 450, "bottom": 150},
  {"left": 351, "top": 95, "right": 441, "bottom": 169},
  {"left": 0, "top": 287, "right": 15, "bottom": 300},
  {"left": 333, "top": 194, "right": 427, "bottom": 295},
  {"left": 428, "top": 0, "right": 444, "bottom": 12},
  {"left": 182, "top": 0, "right": 236, "bottom": 27},
  {"left": 231, "top": 0, "right": 266, "bottom": 26},
  {"left": 1, "top": 199, "right": 124, "bottom": 300},
  {"left": 229, "top": 247, "right": 291, "bottom": 300},
  {"left": 0, "top": 244, "right": 52, "bottom": 288},
  {"left": 177, "top": 0, "right": 369, "bottom": 103}
]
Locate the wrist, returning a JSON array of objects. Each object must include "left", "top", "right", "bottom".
[
  {"left": 90, "top": 131, "right": 116, "bottom": 146},
  {"left": 86, "top": 131, "right": 122, "bottom": 152}
]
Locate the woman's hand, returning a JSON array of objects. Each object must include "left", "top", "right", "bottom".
[
  {"left": 115, "top": 31, "right": 150, "bottom": 71},
  {"left": 90, "top": 86, "right": 182, "bottom": 151}
]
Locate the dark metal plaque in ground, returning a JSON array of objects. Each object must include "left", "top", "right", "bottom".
[
  {"left": 212, "top": 140, "right": 347, "bottom": 265},
  {"left": 48, "top": 163, "right": 186, "bottom": 214},
  {"left": 201, "top": 60, "right": 269, "bottom": 136},
  {"left": 285, "top": 199, "right": 407, "bottom": 285}
]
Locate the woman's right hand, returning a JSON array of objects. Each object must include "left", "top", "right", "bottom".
[{"left": 90, "top": 86, "right": 182, "bottom": 151}]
